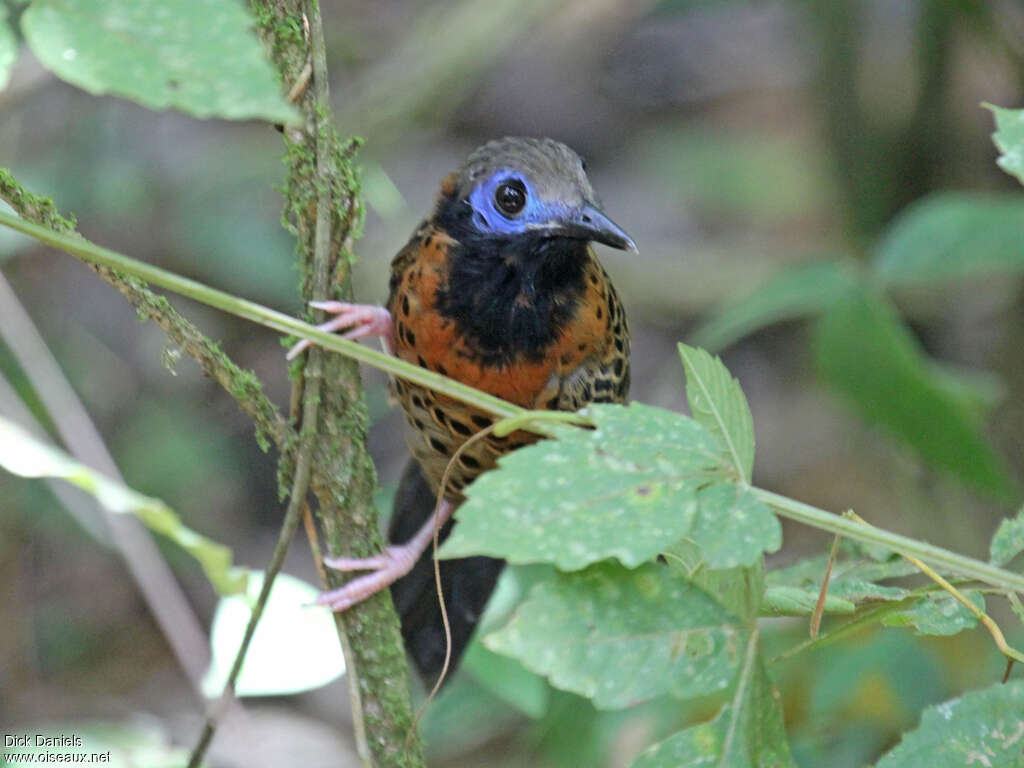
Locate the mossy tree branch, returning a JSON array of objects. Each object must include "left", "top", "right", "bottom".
[
  {"left": 251, "top": 2, "right": 424, "bottom": 766},
  {"left": 0, "top": 170, "right": 289, "bottom": 452},
  {"left": 2, "top": 0, "right": 424, "bottom": 760}
]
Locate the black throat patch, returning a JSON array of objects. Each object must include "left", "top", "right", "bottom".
[{"left": 434, "top": 196, "right": 589, "bottom": 368}]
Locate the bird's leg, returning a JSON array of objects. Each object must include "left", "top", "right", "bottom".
[
  {"left": 316, "top": 500, "right": 455, "bottom": 612},
  {"left": 287, "top": 301, "right": 393, "bottom": 360}
]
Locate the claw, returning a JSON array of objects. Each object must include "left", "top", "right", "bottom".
[
  {"left": 287, "top": 302, "right": 393, "bottom": 360},
  {"left": 316, "top": 501, "right": 454, "bottom": 613}
]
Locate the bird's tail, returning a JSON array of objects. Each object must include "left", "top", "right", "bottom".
[{"left": 388, "top": 459, "right": 505, "bottom": 687}]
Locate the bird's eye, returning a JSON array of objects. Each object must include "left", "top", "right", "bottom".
[{"left": 494, "top": 179, "right": 527, "bottom": 216}]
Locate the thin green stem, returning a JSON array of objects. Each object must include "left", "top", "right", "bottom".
[
  {"left": 755, "top": 489, "right": 1024, "bottom": 592},
  {"left": 5, "top": 208, "right": 1024, "bottom": 602},
  {"left": 721, "top": 628, "right": 760, "bottom": 764},
  {"left": 186, "top": 435, "right": 315, "bottom": 768},
  {"left": 0, "top": 209, "right": 522, "bottom": 422}
]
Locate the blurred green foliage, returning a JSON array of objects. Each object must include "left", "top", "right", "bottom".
[{"left": 1, "top": 1, "right": 1024, "bottom": 767}]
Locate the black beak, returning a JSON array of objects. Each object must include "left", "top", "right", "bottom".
[{"left": 558, "top": 202, "right": 638, "bottom": 253}]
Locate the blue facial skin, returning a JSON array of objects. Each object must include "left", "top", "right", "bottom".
[
  {"left": 464, "top": 169, "right": 637, "bottom": 252},
  {"left": 466, "top": 171, "right": 569, "bottom": 237}
]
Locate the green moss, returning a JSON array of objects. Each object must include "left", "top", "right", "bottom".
[
  {"left": 0, "top": 168, "right": 77, "bottom": 233},
  {"left": 251, "top": 0, "right": 424, "bottom": 761}
]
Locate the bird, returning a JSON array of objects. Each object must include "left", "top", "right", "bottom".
[{"left": 289, "top": 137, "right": 634, "bottom": 686}]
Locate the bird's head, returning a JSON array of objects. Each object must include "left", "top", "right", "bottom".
[{"left": 437, "top": 137, "right": 637, "bottom": 253}]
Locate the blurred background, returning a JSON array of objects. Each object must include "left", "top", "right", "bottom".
[{"left": 2, "top": 0, "right": 1023, "bottom": 765}]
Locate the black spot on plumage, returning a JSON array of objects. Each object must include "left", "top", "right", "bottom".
[
  {"left": 431, "top": 407, "right": 448, "bottom": 424},
  {"left": 546, "top": 395, "right": 560, "bottom": 409},
  {"left": 449, "top": 419, "right": 473, "bottom": 436},
  {"left": 596, "top": 306, "right": 603, "bottom": 320},
  {"left": 613, "top": 357, "right": 625, "bottom": 377},
  {"left": 471, "top": 414, "right": 492, "bottom": 428},
  {"left": 460, "top": 454, "right": 482, "bottom": 469},
  {"left": 437, "top": 363, "right": 448, "bottom": 376},
  {"left": 614, "top": 336, "right": 625, "bottom": 353},
  {"left": 401, "top": 295, "right": 410, "bottom": 316},
  {"left": 429, "top": 437, "right": 448, "bottom": 453},
  {"left": 417, "top": 355, "right": 428, "bottom": 368},
  {"left": 406, "top": 329, "right": 416, "bottom": 346}
]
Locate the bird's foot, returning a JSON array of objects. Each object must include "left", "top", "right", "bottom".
[
  {"left": 287, "top": 301, "right": 392, "bottom": 360},
  {"left": 316, "top": 501, "right": 454, "bottom": 612}
]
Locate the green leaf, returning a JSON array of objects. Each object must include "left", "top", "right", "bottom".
[
  {"left": 484, "top": 562, "right": 746, "bottom": 709},
  {"left": 928, "top": 361, "right": 1006, "bottom": 421},
  {"left": 762, "top": 549, "right": 913, "bottom": 619},
  {"left": 462, "top": 642, "right": 549, "bottom": 719},
  {"left": 690, "top": 259, "right": 859, "bottom": 352},
  {"left": 766, "top": 552, "right": 912, "bottom": 608},
  {"left": 693, "top": 483, "right": 781, "bottom": 569},
  {"left": 991, "top": 506, "right": 1024, "bottom": 566},
  {"left": 679, "top": 344, "right": 756, "bottom": 482},
  {"left": 874, "top": 192, "right": 1024, "bottom": 286},
  {"left": 876, "top": 679, "right": 1024, "bottom": 768},
  {"left": 439, "top": 403, "right": 722, "bottom": 569},
  {"left": 21, "top": 0, "right": 299, "bottom": 123},
  {"left": 631, "top": 638, "right": 796, "bottom": 768},
  {"left": 664, "top": 539, "right": 764, "bottom": 622},
  {"left": 202, "top": 571, "right": 345, "bottom": 697},
  {"left": 0, "top": 12, "right": 18, "bottom": 91},
  {"left": 822, "top": 578, "right": 909, "bottom": 603},
  {"left": 762, "top": 586, "right": 855, "bottom": 617},
  {"left": 986, "top": 104, "right": 1024, "bottom": 186},
  {"left": 0, "top": 415, "right": 246, "bottom": 596},
  {"left": 881, "top": 591, "right": 984, "bottom": 636},
  {"left": 814, "top": 288, "right": 1015, "bottom": 500}
]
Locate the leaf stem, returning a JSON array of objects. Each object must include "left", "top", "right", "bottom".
[
  {"left": 754, "top": 488, "right": 1024, "bottom": 592},
  {"left": 6, "top": 207, "right": 1024, "bottom": 624},
  {"left": 846, "top": 510, "right": 1024, "bottom": 667},
  {"left": 0, "top": 209, "right": 523, "bottom": 422}
]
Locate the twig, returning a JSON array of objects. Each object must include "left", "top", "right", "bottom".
[
  {"left": 0, "top": 208, "right": 522, "bottom": 424},
  {"left": 845, "top": 511, "right": 1024, "bottom": 672},
  {"left": 185, "top": 369, "right": 322, "bottom": 768},
  {"left": 7, "top": 199, "right": 1024, "bottom": 599},
  {"left": 300, "top": 0, "right": 374, "bottom": 760},
  {"left": 810, "top": 528, "right": 843, "bottom": 639},
  {"left": 753, "top": 489, "right": 1024, "bottom": 593},
  {"left": 252, "top": 0, "right": 425, "bottom": 764},
  {"left": 407, "top": 424, "right": 501, "bottom": 747}
]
